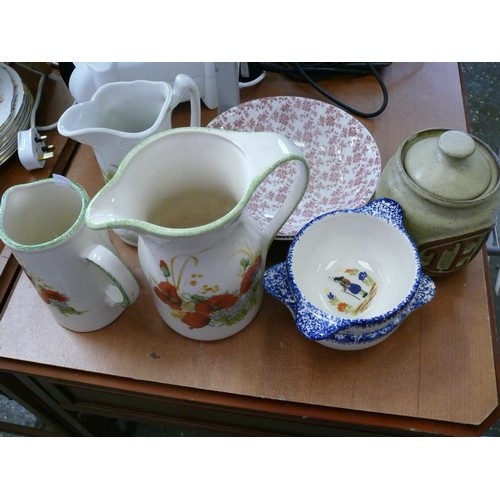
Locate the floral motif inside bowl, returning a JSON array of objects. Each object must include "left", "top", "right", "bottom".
[{"left": 263, "top": 198, "right": 436, "bottom": 350}]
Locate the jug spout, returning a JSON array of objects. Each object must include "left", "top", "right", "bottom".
[
  {"left": 57, "top": 104, "right": 114, "bottom": 153},
  {"left": 86, "top": 127, "right": 309, "bottom": 244},
  {"left": 58, "top": 80, "right": 174, "bottom": 182},
  {"left": 58, "top": 77, "right": 201, "bottom": 183},
  {"left": 58, "top": 80, "right": 175, "bottom": 139}
]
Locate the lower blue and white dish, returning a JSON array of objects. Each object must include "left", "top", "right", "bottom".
[
  {"left": 263, "top": 198, "right": 436, "bottom": 350},
  {"left": 263, "top": 261, "right": 435, "bottom": 350}
]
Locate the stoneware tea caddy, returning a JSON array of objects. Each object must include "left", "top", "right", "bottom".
[
  {"left": 375, "top": 128, "right": 500, "bottom": 276},
  {"left": 86, "top": 127, "right": 309, "bottom": 341},
  {"left": 263, "top": 198, "right": 436, "bottom": 350}
]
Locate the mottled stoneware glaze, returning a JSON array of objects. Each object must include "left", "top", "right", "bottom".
[{"left": 376, "top": 129, "right": 500, "bottom": 276}]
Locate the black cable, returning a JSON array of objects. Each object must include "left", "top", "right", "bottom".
[{"left": 262, "top": 62, "right": 389, "bottom": 118}]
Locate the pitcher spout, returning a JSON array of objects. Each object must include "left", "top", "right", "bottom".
[
  {"left": 58, "top": 79, "right": 175, "bottom": 138},
  {"left": 58, "top": 78, "right": 201, "bottom": 183},
  {"left": 86, "top": 127, "right": 309, "bottom": 242},
  {"left": 57, "top": 96, "right": 151, "bottom": 182}
]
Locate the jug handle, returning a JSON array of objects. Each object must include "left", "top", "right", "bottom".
[
  {"left": 170, "top": 74, "right": 201, "bottom": 127},
  {"left": 247, "top": 135, "right": 309, "bottom": 250},
  {"left": 84, "top": 244, "right": 140, "bottom": 307}
]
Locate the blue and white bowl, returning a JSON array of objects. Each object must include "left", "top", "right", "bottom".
[{"left": 263, "top": 198, "right": 436, "bottom": 350}]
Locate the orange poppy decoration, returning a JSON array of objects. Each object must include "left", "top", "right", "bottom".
[
  {"left": 27, "top": 274, "right": 86, "bottom": 316},
  {"left": 153, "top": 251, "right": 262, "bottom": 330},
  {"left": 154, "top": 281, "right": 182, "bottom": 310}
]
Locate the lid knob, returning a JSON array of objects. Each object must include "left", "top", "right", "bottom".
[
  {"left": 438, "top": 130, "right": 476, "bottom": 159},
  {"left": 404, "top": 129, "right": 493, "bottom": 201}
]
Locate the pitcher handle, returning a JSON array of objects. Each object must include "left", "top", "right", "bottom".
[
  {"left": 243, "top": 133, "right": 309, "bottom": 249},
  {"left": 170, "top": 74, "right": 201, "bottom": 127},
  {"left": 84, "top": 244, "right": 140, "bottom": 307},
  {"left": 261, "top": 154, "right": 309, "bottom": 247}
]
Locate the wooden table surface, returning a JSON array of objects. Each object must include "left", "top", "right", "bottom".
[{"left": 1, "top": 62, "right": 499, "bottom": 436}]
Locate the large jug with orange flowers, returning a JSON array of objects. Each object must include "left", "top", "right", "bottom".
[{"left": 86, "top": 127, "right": 309, "bottom": 340}]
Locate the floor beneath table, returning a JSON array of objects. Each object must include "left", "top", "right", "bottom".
[{"left": 2, "top": 62, "right": 500, "bottom": 436}]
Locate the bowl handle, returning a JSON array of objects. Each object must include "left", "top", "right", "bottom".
[
  {"left": 406, "top": 273, "right": 436, "bottom": 312},
  {"left": 360, "top": 198, "right": 406, "bottom": 230},
  {"left": 263, "top": 262, "right": 296, "bottom": 313},
  {"left": 263, "top": 262, "right": 346, "bottom": 341}
]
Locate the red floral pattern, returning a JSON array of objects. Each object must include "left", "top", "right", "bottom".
[
  {"left": 208, "top": 96, "right": 381, "bottom": 239},
  {"left": 154, "top": 281, "right": 182, "bottom": 310},
  {"left": 153, "top": 252, "right": 262, "bottom": 330},
  {"left": 239, "top": 255, "right": 262, "bottom": 295},
  {"left": 27, "top": 274, "right": 85, "bottom": 316}
]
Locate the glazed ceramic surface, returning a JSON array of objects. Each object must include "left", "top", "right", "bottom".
[
  {"left": 264, "top": 261, "right": 435, "bottom": 350},
  {"left": 208, "top": 96, "right": 381, "bottom": 239},
  {"left": 375, "top": 129, "right": 500, "bottom": 276},
  {"left": 263, "top": 198, "right": 436, "bottom": 350},
  {"left": 0, "top": 66, "right": 14, "bottom": 126},
  {"left": 58, "top": 75, "right": 201, "bottom": 182},
  {"left": 86, "top": 128, "right": 309, "bottom": 341},
  {"left": 0, "top": 63, "right": 31, "bottom": 166},
  {"left": 58, "top": 75, "right": 201, "bottom": 246},
  {"left": 0, "top": 176, "right": 139, "bottom": 332}
]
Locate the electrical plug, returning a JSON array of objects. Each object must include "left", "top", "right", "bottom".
[{"left": 17, "top": 128, "right": 55, "bottom": 170}]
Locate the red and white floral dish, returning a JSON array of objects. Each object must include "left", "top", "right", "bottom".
[{"left": 208, "top": 96, "right": 382, "bottom": 239}]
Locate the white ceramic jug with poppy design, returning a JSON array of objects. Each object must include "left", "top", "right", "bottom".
[
  {"left": 86, "top": 127, "right": 309, "bottom": 340},
  {"left": 0, "top": 176, "right": 139, "bottom": 332}
]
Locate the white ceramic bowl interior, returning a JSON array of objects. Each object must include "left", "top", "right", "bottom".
[{"left": 289, "top": 210, "right": 419, "bottom": 321}]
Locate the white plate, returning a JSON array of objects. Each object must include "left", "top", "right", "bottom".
[
  {"left": 0, "top": 63, "right": 25, "bottom": 123},
  {"left": 208, "top": 96, "right": 381, "bottom": 239},
  {"left": 0, "top": 66, "right": 14, "bottom": 128},
  {"left": 0, "top": 74, "right": 32, "bottom": 166}
]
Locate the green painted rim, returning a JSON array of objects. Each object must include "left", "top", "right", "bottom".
[
  {"left": 0, "top": 177, "right": 89, "bottom": 252},
  {"left": 86, "top": 127, "right": 307, "bottom": 238}
]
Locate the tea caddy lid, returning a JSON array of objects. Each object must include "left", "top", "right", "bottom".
[{"left": 403, "top": 129, "right": 498, "bottom": 201}]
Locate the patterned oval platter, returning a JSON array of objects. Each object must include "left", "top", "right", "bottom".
[{"left": 208, "top": 96, "right": 382, "bottom": 240}]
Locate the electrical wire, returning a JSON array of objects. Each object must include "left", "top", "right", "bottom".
[
  {"left": 30, "top": 71, "right": 47, "bottom": 128},
  {"left": 293, "top": 63, "right": 388, "bottom": 118},
  {"left": 17, "top": 62, "right": 64, "bottom": 132},
  {"left": 239, "top": 71, "right": 266, "bottom": 88},
  {"left": 262, "top": 62, "right": 389, "bottom": 118},
  {"left": 33, "top": 71, "right": 62, "bottom": 132}
]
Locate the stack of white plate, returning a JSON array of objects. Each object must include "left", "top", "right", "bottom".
[{"left": 0, "top": 63, "right": 33, "bottom": 166}]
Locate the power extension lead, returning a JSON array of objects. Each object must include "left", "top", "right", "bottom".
[{"left": 17, "top": 128, "right": 55, "bottom": 170}]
